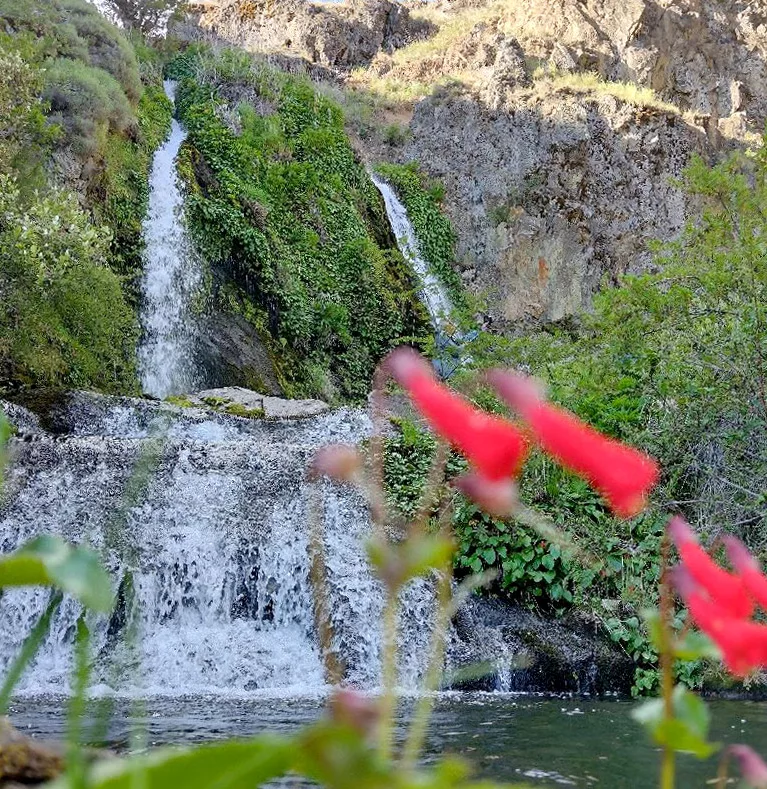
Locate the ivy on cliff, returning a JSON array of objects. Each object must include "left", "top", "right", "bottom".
[{"left": 170, "top": 47, "right": 430, "bottom": 401}]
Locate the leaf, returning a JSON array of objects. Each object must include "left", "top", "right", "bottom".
[
  {"left": 674, "top": 630, "right": 720, "bottom": 662},
  {"left": 48, "top": 737, "right": 293, "bottom": 789},
  {"left": 0, "top": 410, "right": 10, "bottom": 487},
  {"left": 0, "top": 591, "right": 62, "bottom": 714},
  {"left": 632, "top": 685, "right": 719, "bottom": 759},
  {"left": 0, "top": 536, "right": 113, "bottom": 612}
]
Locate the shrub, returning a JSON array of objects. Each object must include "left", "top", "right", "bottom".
[
  {"left": 44, "top": 58, "right": 136, "bottom": 157},
  {"left": 0, "top": 177, "right": 139, "bottom": 394},
  {"left": 0, "top": 0, "right": 142, "bottom": 100},
  {"left": 0, "top": 34, "right": 49, "bottom": 182}
]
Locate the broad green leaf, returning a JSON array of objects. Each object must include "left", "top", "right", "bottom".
[
  {"left": 0, "top": 536, "right": 113, "bottom": 612},
  {"left": 367, "top": 533, "right": 454, "bottom": 589},
  {"left": 49, "top": 737, "right": 293, "bottom": 789},
  {"left": 632, "top": 685, "right": 718, "bottom": 759},
  {"left": 674, "top": 630, "right": 720, "bottom": 661}
]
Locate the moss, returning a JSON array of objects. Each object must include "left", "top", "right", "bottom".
[
  {"left": 224, "top": 402, "right": 264, "bottom": 419},
  {"left": 165, "top": 395, "right": 195, "bottom": 408},
  {"left": 89, "top": 83, "right": 173, "bottom": 292}
]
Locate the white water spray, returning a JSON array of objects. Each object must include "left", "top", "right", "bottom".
[
  {"left": 370, "top": 173, "right": 453, "bottom": 331},
  {"left": 138, "top": 81, "right": 203, "bottom": 398}
]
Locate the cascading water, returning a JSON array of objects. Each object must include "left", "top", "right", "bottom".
[
  {"left": 137, "top": 81, "right": 203, "bottom": 398},
  {"left": 0, "top": 395, "right": 435, "bottom": 696},
  {"left": 369, "top": 173, "right": 453, "bottom": 331}
]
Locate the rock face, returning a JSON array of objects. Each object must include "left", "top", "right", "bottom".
[
  {"left": 473, "top": 0, "right": 767, "bottom": 132},
  {"left": 196, "top": 0, "right": 432, "bottom": 68},
  {"left": 357, "top": 0, "right": 767, "bottom": 323},
  {"left": 447, "top": 596, "right": 633, "bottom": 694},
  {"left": 404, "top": 83, "right": 715, "bottom": 324}
]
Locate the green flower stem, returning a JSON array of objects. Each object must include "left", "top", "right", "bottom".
[
  {"left": 659, "top": 535, "right": 676, "bottom": 789},
  {"left": 402, "top": 566, "right": 451, "bottom": 770}
]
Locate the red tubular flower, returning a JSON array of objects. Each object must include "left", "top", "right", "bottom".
[
  {"left": 487, "top": 370, "right": 659, "bottom": 518},
  {"left": 385, "top": 348, "right": 528, "bottom": 481},
  {"left": 671, "top": 566, "right": 767, "bottom": 677},
  {"left": 668, "top": 517, "right": 753, "bottom": 620},
  {"left": 723, "top": 535, "right": 767, "bottom": 612}
]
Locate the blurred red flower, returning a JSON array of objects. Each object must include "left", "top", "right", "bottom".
[
  {"left": 488, "top": 370, "right": 659, "bottom": 518},
  {"left": 670, "top": 517, "right": 767, "bottom": 677},
  {"left": 385, "top": 348, "right": 528, "bottom": 482}
]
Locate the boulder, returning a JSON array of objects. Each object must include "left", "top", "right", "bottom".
[{"left": 192, "top": 386, "right": 330, "bottom": 420}]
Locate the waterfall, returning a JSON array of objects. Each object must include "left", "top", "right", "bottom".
[
  {"left": 138, "top": 81, "right": 203, "bottom": 399},
  {"left": 369, "top": 173, "right": 453, "bottom": 332},
  {"left": 0, "top": 395, "right": 436, "bottom": 696}
]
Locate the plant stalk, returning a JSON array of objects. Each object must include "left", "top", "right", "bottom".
[
  {"left": 659, "top": 533, "right": 676, "bottom": 789},
  {"left": 377, "top": 593, "right": 398, "bottom": 762}
]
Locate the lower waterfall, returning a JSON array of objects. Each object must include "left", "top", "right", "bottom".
[{"left": 0, "top": 395, "right": 436, "bottom": 696}]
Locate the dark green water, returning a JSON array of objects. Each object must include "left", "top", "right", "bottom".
[{"left": 8, "top": 694, "right": 765, "bottom": 787}]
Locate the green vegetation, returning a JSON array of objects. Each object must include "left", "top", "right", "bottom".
[
  {"left": 0, "top": 0, "right": 173, "bottom": 396},
  {"left": 169, "top": 46, "right": 430, "bottom": 401},
  {"left": 374, "top": 162, "right": 464, "bottom": 304},
  {"left": 200, "top": 395, "right": 264, "bottom": 419},
  {"left": 0, "top": 177, "right": 139, "bottom": 393}
]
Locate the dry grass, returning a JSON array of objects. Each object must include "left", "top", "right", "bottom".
[{"left": 540, "top": 70, "right": 680, "bottom": 114}]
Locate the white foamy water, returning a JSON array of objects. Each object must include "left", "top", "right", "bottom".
[
  {"left": 0, "top": 397, "right": 437, "bottom": 697},
  {"left": 138, "top": 81, "right": 203, "bottom": 398},
  {"left": 370, "top": 173, "right": 453, "bottom": 331}
]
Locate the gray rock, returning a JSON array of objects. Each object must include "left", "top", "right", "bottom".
[
  {"left": 194, "top": 0, "right": 433, "bottom": 69},
  {"left": 192, "top": 386, "right": 330, "bottom": 420},
  {"left": 447, "top": 596, "right": 633, "bottom": 694},
  {"left": 403, "top": 85, "right": 717, "bottom": 325}
]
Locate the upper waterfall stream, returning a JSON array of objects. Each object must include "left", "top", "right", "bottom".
[
  {"left": 138, "top": 81, "right": 203, "bottom": 398},
  {"left": 370, "top": 173, "right": 453, "bottom": 332}
]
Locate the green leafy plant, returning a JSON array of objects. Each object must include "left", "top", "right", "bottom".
[{"left": 169, "top": 46, "right": 430, "bottom": 400}]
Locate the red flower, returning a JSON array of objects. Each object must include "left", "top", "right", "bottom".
[
  {"left": 671, "top": 566, "right": 767, "bottom": 676},
  {"left": 668, "top": 517, "right": 753, "bottom": 620},
  {"left": 723, "top": 535, "right": 767, "bottom": 612},
  {"left": 669, "top": 518, "right": 767, "bottom": 677},
  {"left": 385, "top": 348, "right": 528, "bottom": 481},
  {"left": 488, "top": 370, "right": 659, "bottom": 518}
]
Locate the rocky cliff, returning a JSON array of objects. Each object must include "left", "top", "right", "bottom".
[
  {"left": 195, "top": 0, "right": 432, "bottom": 68},
  {"left": 401, "top": 81, "right": 715, "bottom": 325},
  {"left": 190, "top": 0, "right": 767, "bottom": 325}
]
